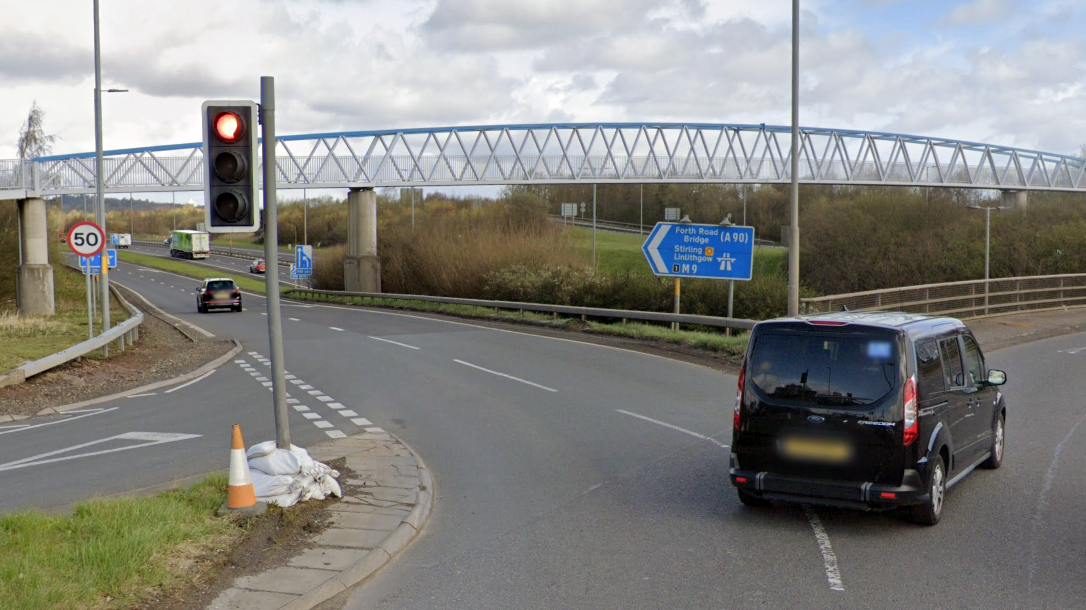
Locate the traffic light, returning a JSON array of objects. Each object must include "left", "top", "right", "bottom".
[{"left": 202, "top": 100, "right": 259, "bottom": 232}]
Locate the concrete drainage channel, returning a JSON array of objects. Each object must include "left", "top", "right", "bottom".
[{"left": 207, "top": 430, "right": 433, "bottom": 610}]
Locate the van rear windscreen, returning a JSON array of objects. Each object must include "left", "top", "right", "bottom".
[{"left": 749, "top": 332, "right": 899, "bottom": 407}]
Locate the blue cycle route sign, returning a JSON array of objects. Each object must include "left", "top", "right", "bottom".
[{"left": 641, "top": 223, "right": 755, "bottom": 280}]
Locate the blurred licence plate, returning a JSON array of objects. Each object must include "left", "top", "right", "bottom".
[
  {"left": 214, "top": 291, "right": 231, "bottom": 300},
  {"left": 780, "top": 437, "right": 851, "bottom": 463}
]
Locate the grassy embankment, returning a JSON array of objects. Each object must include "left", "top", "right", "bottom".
[
  {"left": 0, "top": 475, "right": 240, "bottom": 610},
  {"left": 116, "top": 251, "right": 270, "bottom": 295},
  {"left": 0, "top": 266, "right": 126, "bottom": 373}
]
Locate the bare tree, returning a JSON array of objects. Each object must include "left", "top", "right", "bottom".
[{"left": 16, "top": 101, "right": 57, "bottom": 160}]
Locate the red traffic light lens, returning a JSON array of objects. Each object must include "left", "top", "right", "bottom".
[{"left": 214, "top": 112, "right": 243, "bottom": 142}]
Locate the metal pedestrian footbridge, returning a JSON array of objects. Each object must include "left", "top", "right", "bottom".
[{"left": 3, "top": 123, "right": 1085, "bottom": 198}]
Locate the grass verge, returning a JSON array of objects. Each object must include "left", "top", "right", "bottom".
[
  {"left": 0, "top": 475, "right": 238, "bottom": 610},
  {"left": 0, "top": 265, "right": 127, "bottom": 372},
  {"left": 286, "top": 291, "right": 749, "bottom": 357},
  {"left": 117, "top": 251, "right": 270, "bottom": 295}
]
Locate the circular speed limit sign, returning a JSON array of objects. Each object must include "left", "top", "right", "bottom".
[{"left": 67, "top": 221, "right": 106, "bottom": 257}]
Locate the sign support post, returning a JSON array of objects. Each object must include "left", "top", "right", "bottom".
[
  {"left": 641, "top": 220, "right": 756, "bottom": 332},
  {"left": 673, "top": 278, "right": 680, "bottom": 331},
  {"left": 86, "top": 268, "right": 94, "bottom": 339}
]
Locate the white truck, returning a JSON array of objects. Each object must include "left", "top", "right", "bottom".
[{"left": 110, "top": 233, "right": 132, "bottom": 249}]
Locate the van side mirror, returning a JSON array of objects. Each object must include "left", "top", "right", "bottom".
[{"left": 987, "top": 369, "right": 1007, "bottom": 386}]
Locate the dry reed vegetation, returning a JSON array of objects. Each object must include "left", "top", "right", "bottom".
[{"left": 314, "top": 195, "right": 588, "bottom": 296}]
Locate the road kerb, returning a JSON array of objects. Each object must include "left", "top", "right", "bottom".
[
  {"left": 205, "top": 429, "right": 433, "bottom": 610},
  {"left": 34, "top": 339, "right": 243, "bottom": 417}
]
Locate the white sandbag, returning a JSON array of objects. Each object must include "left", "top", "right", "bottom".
[
  {"left": 245, "top": 441, "right": 342, "bottom": 507},
  {"left": 249, "top": 449, "right": 302, "bottom": 477},
  {"left": 250, "top": 469, "right": 296, "bottom": 499},
  {"left": 262, "top": 491, "right": 302, "bottom": 508}
]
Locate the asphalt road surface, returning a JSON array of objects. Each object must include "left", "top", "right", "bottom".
[{"left": 3, "top": 256, "right": 1085, "bottom": 609}]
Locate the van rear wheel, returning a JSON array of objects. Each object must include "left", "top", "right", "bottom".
[
  {"left": 737, "top": 488, "right": 770, "bottom": 508},
  {"left": 909, "top": 456, "right": 945, "bottom": 526},
  {"left": 982, "top": 413, "right": 1004, "bottom": 469}
]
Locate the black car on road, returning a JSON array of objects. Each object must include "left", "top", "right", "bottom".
[
  {"left": 196, "top": 278, "right": 242, "bottom": 313},
  {"left": 730, "top": 312, "right": 1007, "bottom": 525}
]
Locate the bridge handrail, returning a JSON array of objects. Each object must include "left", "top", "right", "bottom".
[{"left": 801, "top": 273, "right": 1086, "bottom": 318}]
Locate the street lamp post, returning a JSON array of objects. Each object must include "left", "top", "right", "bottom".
[
  {"left": 787, "top": 0, "right": 801, "bottom": 317},
  {"left": 92, "top": 0, "right": 127, "bottom": 355},
  {"left": 968, "top": 204, "right": 1010, "bottom": 315}
]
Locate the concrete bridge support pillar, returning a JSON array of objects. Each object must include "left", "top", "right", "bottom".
[
  {"left": 16, "top": 197, "right": 55, "bottom": 316},
  {"left": 345, "top": 187, "right": 380, "bottom": 293},
  {"left": 1001, "top": 190, "right": 1028, "bottom": 210}
]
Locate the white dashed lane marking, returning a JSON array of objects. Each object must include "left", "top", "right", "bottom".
[
  {"left": 369, "top": 336, "right": 420, "bottom": 350},
  {"left": 614, "top": 409, "right": 728, "bottom": 449},
  {"left": 454, "top": 359, "right": 558, "bottom": 393},
  {"left": 330, "top": 327, "right": 345, "bottom": 332},
  {"left": 235, "top": 354, "right": 380, "bottom": 440}
]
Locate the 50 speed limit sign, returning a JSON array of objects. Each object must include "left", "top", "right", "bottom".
[{"left": 67, "top": 221, "right": 106, "bottom": 257}]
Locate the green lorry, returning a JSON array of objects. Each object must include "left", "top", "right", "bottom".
[{"left": 169, "top": 230, "right": 210, "bottom": 259}]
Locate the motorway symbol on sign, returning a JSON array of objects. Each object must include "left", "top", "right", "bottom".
[
  {"left": 67, "top": 221, "right": 106, "bottom": 257},
  {"left": 80, "top": 249, "right": 118, "bottom": 274},
  {"left": 641, "top": 222, "right": 755, "bottom": 280}
]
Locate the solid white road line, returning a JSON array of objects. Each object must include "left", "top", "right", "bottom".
[
  {"left": 164, "top": 369, "right": 216, "bottom": 394},
  {"left": 454, "top": 359, "right": 558, "bottom": 392},
  {"left": 0, "top": 432, "right": 202, "bottom": 472},
  {"left": 127, "top": 393, "right": 158, "bottom": 398},
  {"left": 614, "top": 409, "right": 729, "bottom": 449},
  {"left": 368, "top": 336, "right": 421, "bottom": 350},
  {"left": 803, "top": 505, "right": 846, "bottom": 592},
  {"left": 0, "top": 407, "right": 120, "bottom": 436}
]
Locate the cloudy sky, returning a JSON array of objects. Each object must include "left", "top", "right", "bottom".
[{"left": 4, "top": 0, "right": 1085, "bottom": 161}]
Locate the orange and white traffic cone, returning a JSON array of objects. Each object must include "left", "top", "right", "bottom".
[{"left": 220, "top": 424, "right": 266, "bottom": 516}]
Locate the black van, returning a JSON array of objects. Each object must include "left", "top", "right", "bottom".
[{"left": 729, "top": 312, "right": 1007, "bottom": 525}]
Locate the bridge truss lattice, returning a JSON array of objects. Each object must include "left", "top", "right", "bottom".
[{"left": 2, "top": 123, "right": 1085, "bottom": 198}]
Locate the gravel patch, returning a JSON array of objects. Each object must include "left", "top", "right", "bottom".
[{"left": 0, "top": 286, "right": 235, "bottom": 419}]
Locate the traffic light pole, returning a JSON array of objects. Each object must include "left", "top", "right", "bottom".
[{"left": 261, "top": 76, "right": 290, "bottom": 450}]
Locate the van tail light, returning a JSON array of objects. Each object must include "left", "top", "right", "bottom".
[
  {"left": 903, "top": 375, "right": 918, "bottom": 446},
  {"left": 734, "top": 360, "right": 746, "bottom": 431}
]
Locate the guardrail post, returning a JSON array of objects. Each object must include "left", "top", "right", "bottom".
[{"left": 925, "top": 288, "right": 930, "bottom": 314}]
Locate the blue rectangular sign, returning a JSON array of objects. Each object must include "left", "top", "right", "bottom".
[
  {"left": 642, "top": 223, "right": 755, "bottom": 280},
  {"left": 80, "top": 249, "right": 118, "bottom": 273},
  {"left": 295, "top": 245, "right": 313, "bottom": 270}
]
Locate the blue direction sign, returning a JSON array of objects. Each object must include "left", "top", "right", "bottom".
[
  {"left": 291, "top": 245, "right": 313, "bottom": 279},
  {"left": 641, "top": 223, "right": 755, "bottom": 280},
  {"left": 79, "top": 249, "right": 118, "bottom": 274}
]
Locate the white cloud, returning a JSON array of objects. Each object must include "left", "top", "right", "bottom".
[
  {"left": 944, "top": 0, "right": 1015, "bottom": 27},
  {"left": 2, "top": 0, "right": 1085, "bottom": 166}
]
